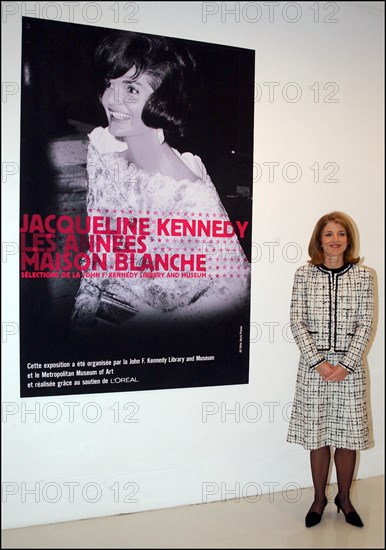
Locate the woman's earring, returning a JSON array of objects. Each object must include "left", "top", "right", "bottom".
[{"left": 157, "top": 128, "right": 165, "bottom": 144}]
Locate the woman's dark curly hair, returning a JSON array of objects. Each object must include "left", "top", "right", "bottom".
[{"left": 95, "top": 31, "right": 196, "bottom": 143}]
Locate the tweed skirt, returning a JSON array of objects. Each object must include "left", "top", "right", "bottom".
[{"left": 287, "top": 352, "right": 370, "bottom": 450}]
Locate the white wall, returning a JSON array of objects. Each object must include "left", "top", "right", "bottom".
[{"left": 2, "top": 1, "right": 384, "bottom": 529}]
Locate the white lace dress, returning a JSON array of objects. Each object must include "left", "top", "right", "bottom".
[{"left": 72, "top": 127, "right": 250, "bottom": 327}]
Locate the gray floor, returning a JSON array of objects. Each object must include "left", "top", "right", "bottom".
[{"left": 2, "top": 476, "right": 384, "bottom": 548}]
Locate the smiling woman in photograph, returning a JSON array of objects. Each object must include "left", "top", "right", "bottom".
[{"left": 71, "top": 30, "right": 250, "bottom": 329}]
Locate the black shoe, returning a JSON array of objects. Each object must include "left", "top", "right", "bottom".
[
  {"left": 334, "top": 495, "right": 364, "bottom": 527},
  {"left": 305, "top": 497, "right": 328, "bottom": 527}
]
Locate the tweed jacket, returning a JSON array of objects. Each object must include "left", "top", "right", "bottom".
[{"left": 290, "top": 263, "right": 374, "bottom": 373}]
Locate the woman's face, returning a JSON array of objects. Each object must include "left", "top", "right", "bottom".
[
  {"left": 320, "top": 221, "right": 349, "bottom": 266},
  {"left": 101, "top": 68, "right": 154, "bottom": 139}
]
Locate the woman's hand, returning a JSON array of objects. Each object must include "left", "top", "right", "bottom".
[
  {"left": 324, "top": 364, "right": 349, "bottom": 382},
  {"left": 315, "top": 361, "right": 335, "bottom": 380}
]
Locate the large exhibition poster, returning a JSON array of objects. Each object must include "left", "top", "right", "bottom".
[{"left": 19, "top": 17, "right": 255, "bottom": 397}]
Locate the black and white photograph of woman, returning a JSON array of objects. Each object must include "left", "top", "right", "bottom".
[{"left": 19, "top": 17, "right": 255, "bottom": 396}]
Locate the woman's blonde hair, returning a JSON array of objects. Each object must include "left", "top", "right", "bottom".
[{"left": 308, "top": 211, "right": 360, "bottom": 265}]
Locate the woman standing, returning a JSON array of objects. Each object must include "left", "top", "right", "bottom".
[{"left": 287, "top": 212, "right": 374, "bottom": 528}]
